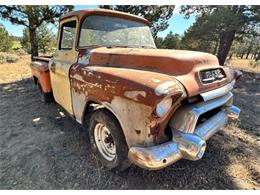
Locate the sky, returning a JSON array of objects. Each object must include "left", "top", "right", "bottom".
[{"left": 0, "top": 5, "right": 196, "bottom": 38}]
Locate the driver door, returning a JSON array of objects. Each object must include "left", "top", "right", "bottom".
[{"left": 49, "top": 17, "right": 78, "bottom": 115}]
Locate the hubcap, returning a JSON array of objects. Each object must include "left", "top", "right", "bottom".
[{"left": 94, "top": 123, "right": 116, "bottom": 161}]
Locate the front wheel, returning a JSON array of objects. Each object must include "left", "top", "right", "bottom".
[{"left": 88, "top": 109, "right": 131, "bottom": 171}]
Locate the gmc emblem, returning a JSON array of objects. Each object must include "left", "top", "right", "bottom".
[{"left": 200, "top": 69, "right": 225, "bottom": 83}]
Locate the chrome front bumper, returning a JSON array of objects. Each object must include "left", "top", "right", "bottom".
[{"left": 128, "top": 92, "right": 240, "bottom": 170}]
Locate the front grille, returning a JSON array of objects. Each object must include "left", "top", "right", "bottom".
[
  {"left": 196, "top": 107, "right": 221, "bottom": 126},
  {"left": 199, "top": 68, "right": 225, "bottom": 84},
  {"left": 169, "top": 92, "right": 233, "bottom": 133}
]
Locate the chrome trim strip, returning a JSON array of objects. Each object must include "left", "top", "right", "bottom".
[
  {"left": 200, "top": 80, "right": 235, "bottom": 101},
  {"left": 195, "top": 110, "right": 228, "bottom": 140}
]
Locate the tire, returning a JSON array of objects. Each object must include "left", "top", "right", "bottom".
[
  {"left": 41, "top": 91, "right": 54, "bottom": 103},
  {"left": 37, "top": 80, "right": 53, "bottom": 103},
  {"left": 88, "top": 109, "right": 131, "bottom": 171}
]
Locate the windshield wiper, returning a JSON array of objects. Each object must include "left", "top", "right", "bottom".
[
  {"left": 85, "top": 45, "right": 155, "bottom": 49},
  {"left": 126, "top": 45, "right": 155, "bottom": 49},
  {"left": 106, "top": 45, "right": 129, "bottom": 48}
]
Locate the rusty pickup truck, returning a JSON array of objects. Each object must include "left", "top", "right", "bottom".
[{"left": 30, "top": 9, "right": 241, "bottom": 171}]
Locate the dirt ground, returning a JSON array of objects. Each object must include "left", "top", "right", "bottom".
[{"left": 0, "top": 56, "right": 259, "bottom": 189}]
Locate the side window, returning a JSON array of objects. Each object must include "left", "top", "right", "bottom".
[{"left": 59, "top": 20, "right": 76, "bottom": 50}]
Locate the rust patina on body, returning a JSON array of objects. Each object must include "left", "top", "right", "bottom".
[{"left": 30, "top": 9, "right": 241, "bottom": 170}]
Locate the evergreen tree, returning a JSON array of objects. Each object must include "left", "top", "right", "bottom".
[{"left": 0, "top": 5, "right": 73, "bottom": 59}]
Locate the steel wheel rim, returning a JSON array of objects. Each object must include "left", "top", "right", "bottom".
[{"left": 94, "top": 123, "right": 116, "bottom": 161}]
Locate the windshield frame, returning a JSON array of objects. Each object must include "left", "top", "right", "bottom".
[{"left": 76, "top": 14, "right": 156, "bottom": 49}]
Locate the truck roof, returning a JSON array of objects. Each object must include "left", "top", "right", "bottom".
[{"left": 60, "top": 8, "right": 150, "bottom": 25}]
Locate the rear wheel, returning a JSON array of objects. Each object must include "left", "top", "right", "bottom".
[{"left": 88, "top": 109, "right": 131, "bottom": 171}]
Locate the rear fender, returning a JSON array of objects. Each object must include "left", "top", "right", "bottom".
[{"left": 30, "top": 61, "right": 52, "bottom": 93}]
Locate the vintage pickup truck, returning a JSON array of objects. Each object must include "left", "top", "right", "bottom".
[{"left": 30, "top": 9, "right": 241, "bottom": 171}]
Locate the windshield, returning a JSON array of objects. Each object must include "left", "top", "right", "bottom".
[{"left": 79, "top": 15, "right": 156, "bottom": 49}]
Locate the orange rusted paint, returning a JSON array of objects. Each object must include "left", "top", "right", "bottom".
[
  {"left": 87, "top": 47, "right": 235, "bottom": 97},
  {"left": 31, "top": 61, "right": 52, "bottom": 93},
  {"left": 60, "top": 8, "right": 149, "bottom": 26},
  {"left": 69, "top": 62, "right": 186, "bottom": 146}
]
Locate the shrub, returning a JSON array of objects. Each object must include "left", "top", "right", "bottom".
[
  {"left": 250, "top": 61, "right": 260, "bottom": 68},
  {"left": 0, "top": 53, "right": 6, "bottom": 64},
  {"left": 6, "top": 54, "right": 18, "bottom": 63},
  {"left": 0, "top": 52, "right": 19, "bottom": 64},
  {"left": 15, "top": 48, "right": 27, "bottom": 56}
]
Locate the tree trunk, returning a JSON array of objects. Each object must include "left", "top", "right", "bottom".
[
  {"left": 229, "top": 53, "right": 233, "bottom": 59},
  {"left": 217, "top": 31, "right": 235, "bottom": 65},
  {"left": 213, "top": 40, "right": 219, "bottom": 55},
  {"left": 246, "top": 45, "right": 252, "bottom": 59},
  {"left": 29, "top": 27, "right": 38, "bottom": 61},
  {"left": 246, "top": 52, "right": 250, "bottom": 59},
  {"left": 253, "top": 52, "right": 257, "bottom": 59},
  {"left": 256, "top": 52, "right": 260, "bottom": 62}
]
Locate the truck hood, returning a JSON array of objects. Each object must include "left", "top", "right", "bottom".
[
  {"left": 89, "top": 47, "right": 219, "bottom": 75},
  {"left": 88, "top": 47, "right": 233, "bottom": 97}
]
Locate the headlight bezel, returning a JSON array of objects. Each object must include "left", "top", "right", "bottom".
[
  {"left": 154, "top": 79, "right": 187, "bottom": 118},
  {"left": 155, "top": 97, "right": 173, "bottom": 118}
]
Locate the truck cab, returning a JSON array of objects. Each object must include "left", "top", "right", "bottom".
[{"left": 31, "top": 9, "right": 241, "bottom": 171}]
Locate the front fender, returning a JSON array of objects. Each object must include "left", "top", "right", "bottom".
[{"left": 70, "top": 64, "right": 186, "bottom": 147}]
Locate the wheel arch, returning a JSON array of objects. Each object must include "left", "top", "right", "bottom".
[{"left": 81, "top": 100, "right": 127, "bottom": 142}]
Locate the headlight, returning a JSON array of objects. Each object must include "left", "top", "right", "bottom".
[{"left": 155, "top": 97, "right": 172, "bottom": 117}]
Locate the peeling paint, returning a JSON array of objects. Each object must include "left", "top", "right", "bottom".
[
  {"left": 152, "top": 78, "right": 161, "bottom": 83},
  {"left": 155, "top": 81, "right": 182, "bottom": 96},
  {"left": 71, "top": 88, "right": 86, "bottom": 123},
  {"left": 124, "top": 91, "right": 146, "bottom": 101},
  {"left": 82, "top": 66, "right": 96, "bottom": 71},
  {"left": 78, "top": 50, "right": 93, "bottom": 64},
  {"left": 71, "top": 74, "right": 84, "bottom": 82},
  {"left": 107, "top": 96, "right": 154, "bottom": 147},
  {"left": 69, "top": 63, "right": 188, "bottom": 147}
]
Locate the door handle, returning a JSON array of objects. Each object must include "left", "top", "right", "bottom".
[{"left": 50, "top": 61, "right": 56, "bottom": 72}]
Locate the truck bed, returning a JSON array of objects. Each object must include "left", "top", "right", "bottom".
[
  {"left": 31, "top": 56, "right": 51, "bottom": 72},
  {"left": 33, "top": 56, "right": 52, "bottom": 62},
  {"left": 30, "top": 56, "right": 52, "bottom": 93}
]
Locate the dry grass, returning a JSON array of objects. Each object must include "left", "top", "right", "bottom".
[
  {"left": 226, "top": 58, "right": 260, "bottom": 73},
  {"left": 223, "top": 125, "right": 260, "bottom": 189},
  {"left": 0, "top": 55, "right": 31, "bottom": 84}
]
